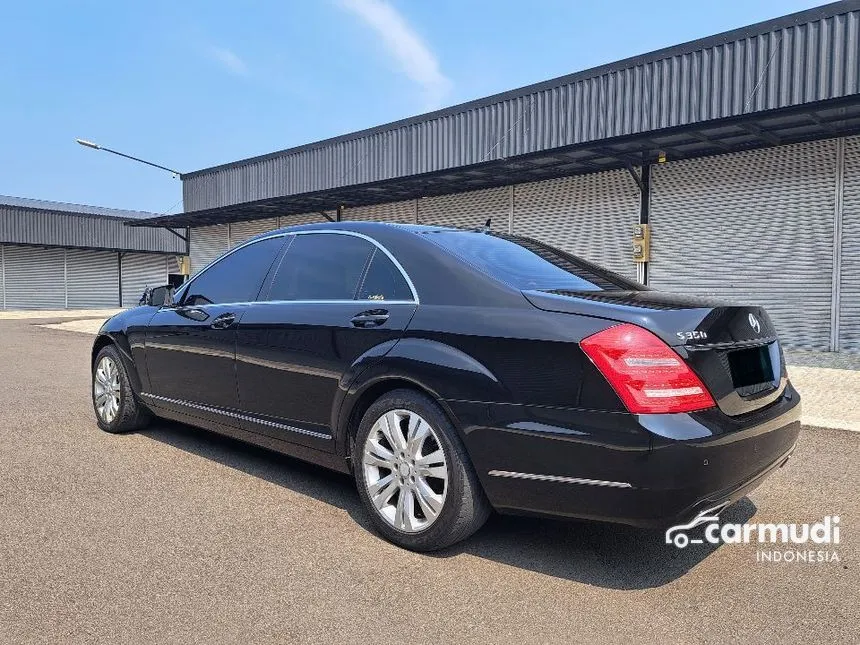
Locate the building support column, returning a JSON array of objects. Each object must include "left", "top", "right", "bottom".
[
  {"left": 508, "top": 185, "right": 515, "bottom": 234},
  {"left": 830, "top": 137, "right": 846, "bottom": 352},
  {"left": 118, "top": 252, "right": 124, "bottom": 308},
  {"left": 1, "top": 245, "right": 5, "bottom": 311},
  {"left": 635, "top": 164, "right": 651, "bottom": 285}
]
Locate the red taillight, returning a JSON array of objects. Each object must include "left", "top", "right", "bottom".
[{"left": 580, "top": 323, "right": 715, "bottom": 414}]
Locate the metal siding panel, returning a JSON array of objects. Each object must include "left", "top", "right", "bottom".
[
  {"left": 345, "top": 200, "right": 415, "bottom": 223},
  {"left": 121, "top": 254, "right": 169, "bottom": 308},
  {"left": 66, "top": 249, "right": 119, "bottom": 308},
  {"left": 228, "top": 218, "right": 280, "bottom": 248},
  {"left": 650, "top": 140, "right": 837, "bottom": 349},
  {"left": 3, "top": 246, "right": 66, "bottom": 309},
  {"left": 0, "top": 206, "right": 184, "bottom": 254},
  {"left": 189, "top": 225, "right": 229, "bottom": 274},
  {"left": 512, "top": 170, "right": 639, "bottom": 279},
  {"left": 181, "top": 7, "right": 860, "bottom": 212},
  {"left": 839, "top": 135, "right": 860, "bottom": 351},
  {"left": 417, "top": 186, "right": 509, "bottom": 229}
]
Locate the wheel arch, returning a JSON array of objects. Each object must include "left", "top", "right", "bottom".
[
  {"left": 91, "top": 334, "right": 115, "bottom": 367},
  {"left": 91, "top": 332, "right": 145, "bottom": 396},
  {"left": 337, "top": 375, "right": 463, "bottom": 468}
]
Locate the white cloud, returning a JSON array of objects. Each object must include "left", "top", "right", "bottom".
[
  {"left": 206, "top": 46, "right": 248, "bottom": 77},
  {"left": 338, "top": 0, "right": 451, "bottom": 108}
]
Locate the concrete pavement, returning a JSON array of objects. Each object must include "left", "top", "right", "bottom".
[{"left": 0, "top": 317, "right": 857, "bottom": 644}]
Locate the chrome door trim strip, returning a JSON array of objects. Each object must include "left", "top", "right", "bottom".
[
  {"left": 141, "top": 393, "right": 331, "bottom": 440},
  {"left": 487, "top": 469, "right": 633, "bottom": 489}
]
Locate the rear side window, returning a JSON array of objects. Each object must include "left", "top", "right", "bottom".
[
  {"left": 267, "top": 233, "right": 374, "bottom": 301},
  {"left": 182, "top": 236, "right": 285, "bottom": 305},
  {"left": 424, "top": 231, "right": 639, "bottom": 291},
  {"left": 357, "top": 250, "right": 413, "bottom": 301}
]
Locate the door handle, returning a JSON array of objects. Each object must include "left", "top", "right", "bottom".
[
  {"left": 211, "top": 312, "right": 237, "bottom": 329},
  {"left": 350, "top": 309, "right": 390, "bottom": 328}
]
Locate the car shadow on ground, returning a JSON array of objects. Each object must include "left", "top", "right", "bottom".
[{"left": 140, "top": 419, "right": 757, "bottom": 590}]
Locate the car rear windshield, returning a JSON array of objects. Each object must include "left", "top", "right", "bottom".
[{"left": 423, "top": 230, "right": 640, "bottom": 291}]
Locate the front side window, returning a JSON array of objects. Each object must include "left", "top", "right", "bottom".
[
  {"left": 266, "top": 233, "right": 375, "bottom": 301},
  {"left": 182, "top": 236, "right": 285, "bottom": 306}
]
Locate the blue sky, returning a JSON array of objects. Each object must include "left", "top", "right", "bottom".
[{"left": 0, "top": 0, "right": 824, "bottom": 214}]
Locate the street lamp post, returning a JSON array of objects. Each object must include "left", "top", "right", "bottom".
[{"left": 75, "top": 139, "right": 181, "bottom": 178}]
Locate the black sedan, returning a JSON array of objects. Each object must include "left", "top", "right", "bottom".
[{"left": 91, "top": 222, "right": 801, "bottom": 551}]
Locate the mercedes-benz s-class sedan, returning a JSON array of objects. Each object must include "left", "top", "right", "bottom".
[{"left": 91, "top": 222, "right": 801, "bottom": 551}]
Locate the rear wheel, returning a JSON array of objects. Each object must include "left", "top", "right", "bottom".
[
  {"left": 353, "top": 389, "right": 490, "bottom": 551},
  {"left": 92, "top": 345, "right": 150, "bottom": 433}
]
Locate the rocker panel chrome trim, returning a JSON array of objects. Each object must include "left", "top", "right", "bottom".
[{"left": 141, "top": 393, "right": 331, "bottom": 440}]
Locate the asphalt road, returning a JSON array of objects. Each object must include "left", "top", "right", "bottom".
[{"left": 0, "top": 318, "right": 857, "bottom": 644}]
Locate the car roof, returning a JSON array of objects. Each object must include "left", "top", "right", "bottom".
[{"left": 269, "top": 220, "right": 463, "bottom": 236}]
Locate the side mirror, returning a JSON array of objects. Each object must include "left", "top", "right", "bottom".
[{"left": 141, "top": 285, "right": 175, "bottom": 307}]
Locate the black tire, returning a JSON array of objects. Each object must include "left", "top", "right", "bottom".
[
  {"left": 92, "top": 344, "right": 151, "bottom": 434},
  {"left": 352, "top": 388, "right": 491, "bottom": 551}
]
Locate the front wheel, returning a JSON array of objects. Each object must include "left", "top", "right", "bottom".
[
  {"left": 353, "top": 389, "right": 490, "bottom": 551},
  {"left": 92, "top": 345, "right": 150, "bottom": 433}
]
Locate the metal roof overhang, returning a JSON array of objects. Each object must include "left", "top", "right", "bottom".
[{"left": 129, "top": 95, "right": 860, "bottom": 229}]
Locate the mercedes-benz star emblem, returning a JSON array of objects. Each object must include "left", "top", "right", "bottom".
[{"left": 748, "top": 313, "right": 761, "bottom": 334}]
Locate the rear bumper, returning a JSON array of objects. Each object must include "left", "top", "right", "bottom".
[{"left": 451, "top": 382, "right": 801, "bottom": 528}]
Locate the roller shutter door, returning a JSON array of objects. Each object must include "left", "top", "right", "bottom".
[
  {"left": 512, "top": 170, "right": 639, "bottom": 279},
  {"left": 121, "top": 254, "right": 168, "bottom": 307},
  {"left": 840, "top": 136, "right": 860, "bottom": 352},
  {"left": 3, "top": 246, "right": 65, "bottom": 309},
  {"left": 418, "top": 187, "right": 509, "bottom": 229},
  {"left": 347, "top": 199, "right": 416, "bottom": 223},
  {"left": 279, "top": 213, "right": 328, "bottom": 227},
  {"left": 229, "top": 218, "right": 279, "bottom": 248},
  {"left": 650, "top": 140, "right": 836, "bottom": 350},
  {"left": 67, "top": 249, "right": 119, "bottom": 308},
  {"left": 189, "top": 225, "right": 229, "bottom": 274}
]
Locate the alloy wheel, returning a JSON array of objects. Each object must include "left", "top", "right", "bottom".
[
  {"left": 94, "top": 356, "right": 121, "bottom": 424},
  {"left": 362, "top": 409, "right": 449, "bottom": 533}
]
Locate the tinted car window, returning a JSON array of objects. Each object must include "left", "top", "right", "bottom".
[
  {"left": 424, "top": 231, "right": 640, "bottom": 291},
  {"left": 267, "top": 233, "right": 374, "bottom": 301},
  {"left": 357, "top": 250, "right": 413, "bottom": 301},
  {"left": 183, "top": 236, "right": 285, "bottom": 306}
]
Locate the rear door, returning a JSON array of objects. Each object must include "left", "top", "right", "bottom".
[
  {"left": 235, "top": 231, "right": 417, "bottom": 446},
  {"left": 144, "top": 235, "right": 286, "bottom": 411}
]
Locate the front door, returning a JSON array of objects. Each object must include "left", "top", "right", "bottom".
[
  {"left": 144, "top": 235, "right": 287, "bottom": 412},
  {"left": 235, "top": 231, "right": 418, "bottom": 445}
]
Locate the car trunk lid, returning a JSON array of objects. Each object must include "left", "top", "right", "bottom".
[{"left": 522, "top": 289, "right": 786, "bottom": 416}]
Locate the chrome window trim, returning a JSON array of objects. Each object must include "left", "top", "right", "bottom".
[
  {"left": 181, "top": 228, "right": 419, "bottom": 306},
  {"left": 161, "top": 299, "right": 418, "bottom": 310},
  {"left": 141, "top": 393, "right": 331, "bottom": 440},
  {"left": 487, "top": 469, "right": 633, "bottom": 489}
]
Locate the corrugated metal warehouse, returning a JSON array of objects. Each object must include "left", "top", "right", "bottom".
[
  {"left": 0, "top": 196, "right": 184, "bottom": 309},
  {"left": 134, "top": 1, "right": 860, "bottom": 351}
]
